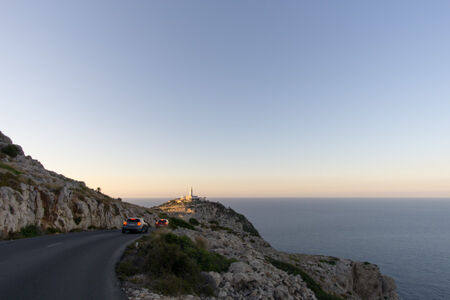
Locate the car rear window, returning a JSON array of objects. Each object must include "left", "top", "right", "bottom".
[{"left": 127, "top": 219, "right": 140, "bottom": 223}]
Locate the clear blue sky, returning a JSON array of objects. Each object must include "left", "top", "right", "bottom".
[{"left": 1, "top": 1, "right": 450, "bottom": 197}]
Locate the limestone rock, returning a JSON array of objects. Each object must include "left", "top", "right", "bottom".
[{"left": 0, "top": 131, "right": 158, "bottom": 237}]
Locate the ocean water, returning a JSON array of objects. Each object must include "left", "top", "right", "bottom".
[{"left": 127, "top": 197, "right": 450, "bottom": 300}]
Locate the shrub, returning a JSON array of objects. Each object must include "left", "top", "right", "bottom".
[
  {"left": 319, "top": 257, "right": 339, "bottom": 266},
  {"left": 9, "top": 225, "right": 42, "bottom": 239},
  {"left": 117, "top": 260, "right": 141, "bottom": 277},
  {"left": 169, "top": 217, "right": 196, "bottom": 230},
  {"left": 21, "top": 225, "right": 41, "bottom": 237},
  {"left": 117, "top": 232, "right": 234, "bottom": 296},
  {"left": 189, "top": 218, "right": 200, "bottom": 226},
  {"left": 46, "top": 227, "right": 61, "bottom": 234},
  {"left": 1, "top": 144, "right": 21, "bottom": 158},
  {"left": 266, "top": 257, "right": 343, "bottom": 300},
  {"left": 73, "top": 216, "right": 82, "bottom": 225}
]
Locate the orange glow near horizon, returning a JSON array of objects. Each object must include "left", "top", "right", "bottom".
[{"left": 78, "top": 175, "right": 450, "bottom": 199}]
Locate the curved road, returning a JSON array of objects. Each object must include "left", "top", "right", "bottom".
[{"left": 0, "top": 230, "right": 146, "bottom": 300}]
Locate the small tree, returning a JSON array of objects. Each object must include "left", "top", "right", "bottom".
[{"left": 96, "top": 187, "right": 101, "bottom": 193}]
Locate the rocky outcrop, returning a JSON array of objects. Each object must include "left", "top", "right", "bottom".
[
  {"left": 0, "top": 131, "right": 157, "bottom": 237},
  {"left": 123, "top": 198, "right": 399, "bottom": 300},
  {"left": 0, "top": 131, "right": 13, "bottom": 145},
  {"left": 156, "top": 198, "right": 260, "bottom": 237}
]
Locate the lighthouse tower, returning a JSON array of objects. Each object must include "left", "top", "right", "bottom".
[{"left": 183, "top": 186, "right": 201, "bottom": 201}]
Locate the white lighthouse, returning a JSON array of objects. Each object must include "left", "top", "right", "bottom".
[{"left": 182, "top": 186, "right": 204, "bottom": 201}]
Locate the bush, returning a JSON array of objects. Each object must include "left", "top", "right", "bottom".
[
  {"left": 46, "top": 227, "right": 61, "bottom": 234},
  {"left": 1, "top": 144, "right": 21, "bottom": 158},
  {"left": 266, "top": 257, "right": 343, "bottom": 300},
  {"left": 117, "top": 232, "right": 234, "bottom": 296},
  {"left": 189, "top": 218, "right": 200, "bottom": 226},
  {"left": 169, "top": 217, "right": 196, "bottom": 230},
  {"left": 21, "top": 225, "right": 41, "bottom": 237},
  {"left": 8, "top": 225, "right": 42, "bottom": 239},
  {"left": 73, "top": 216, "right": 82, "bottom": 225},
  {"left": 319, "top": 257, "right": 339, "bottom": 266}
]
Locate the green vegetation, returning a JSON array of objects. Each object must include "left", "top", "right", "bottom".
[
  {"left": 266, "top": 257, "right": 344, "bottom": 300},
  {"left": 289, "top": 254, "right": 300, "bottom": 262},
  {"left": 319, "top": 257, "right": 339, "bottom": 266},
  {"left": 46, "top": 227, "right": 61, "bottom": 234},
  {"left": 8, "top": 225, "right": 42, "bottom": 239},
  {"left": 0, "top": 162, "right": 21, "bottom": 175},
  {"left": 189, "top": 218, "right": 200, "bottom": 226},
  {"left": 207, "top": 220, "right": 235, "bottom": 234},
  {"left": 210, "top": 223, "right": 234, "bottom": 234},
  {"left": 169, "top": 217, "right": 196, "bottom": 230},
  {"left": 117, "top": 232, "right": 234, "bottom": 296},
  {"left": 1, "top": 144, "right": 21, "bottom": 158}
]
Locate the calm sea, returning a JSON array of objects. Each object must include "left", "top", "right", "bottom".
[{"left": 126, "top": 197, "right": 450, "bottom": 300}]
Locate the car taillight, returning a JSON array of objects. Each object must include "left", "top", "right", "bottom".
[
  {"left": 123, "top": 221, "right": 127, "bottom": 225},
  {"left": 137, "top": 222, "right": 142, "bottom": 226}
]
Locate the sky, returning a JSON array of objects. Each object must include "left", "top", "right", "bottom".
[{"left": 1, "top": 1, "right": 450, "bottom": 198}]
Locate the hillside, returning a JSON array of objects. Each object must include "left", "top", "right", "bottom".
[
  {"left": 120, "top": 197, "right": 399, "bottom": 300},
  {"left": 0, "top": 131, "right": 158, "bottom": 237}
]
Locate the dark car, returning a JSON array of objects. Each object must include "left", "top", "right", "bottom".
[
  {"left": 155, "top": 219, "right": 169, "bottom": 228},
  {"left": 122, "top": 217, "right": 149, "bottom": 233}
]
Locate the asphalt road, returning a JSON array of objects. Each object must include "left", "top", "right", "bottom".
[{"left": 0, "top": 230, "right": 146, "bottom": 300}]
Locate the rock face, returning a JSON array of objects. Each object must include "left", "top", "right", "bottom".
[{"left": 0, "top": 131, "right": 157, "bottom": 237}]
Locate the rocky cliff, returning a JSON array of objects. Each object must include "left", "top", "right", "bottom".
[
  {"left": 121, "top": 197, "right": 399, "bottom": 300},
  {"left": 0, "top": 131, "right": 158, "bottom": 237},
  {"left": 0, "top": 130, "right": 398, "bottom": 299}
]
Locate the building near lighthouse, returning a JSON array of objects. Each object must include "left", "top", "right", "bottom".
[{"left": 179, "top": 187, "right": 205, "bottom": 202}]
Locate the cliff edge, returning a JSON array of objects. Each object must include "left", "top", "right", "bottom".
[
  {"left": 0, "top": 130, "right": 398, "bottom": 299},
  {"left": 119, "top": 197, "right": 398, "bottom": 300}
]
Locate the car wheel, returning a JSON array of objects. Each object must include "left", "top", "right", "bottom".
[{"left": 145, "top": 226, "right": 149, "bottom": 233}]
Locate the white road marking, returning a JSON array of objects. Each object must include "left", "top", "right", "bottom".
[{"left": 46, "top": 242, "right": 62, "bottom": 248}]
